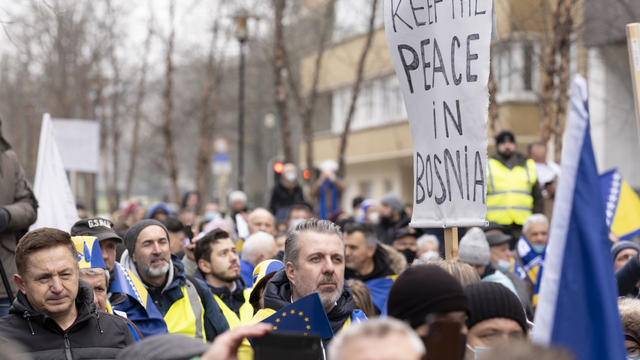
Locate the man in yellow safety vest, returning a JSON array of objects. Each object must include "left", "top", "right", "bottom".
[
  {"left": 486, "top": 131, "right": 544, "bottom": 247},
  {"left": 194, "top": 229, "right": 254, "bottom": 329}
]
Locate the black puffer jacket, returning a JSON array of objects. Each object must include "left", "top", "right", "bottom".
[
  {"left": 263, "top": 270, "right": 355, "bottom": 337},
  {"left": 0, "top": 280, "right": 135, "bottom": 359}
]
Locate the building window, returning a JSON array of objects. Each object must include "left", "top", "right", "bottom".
[
  {"left": 359, "top": 180, "right": 372, "bottom": 198},
  {"left": 493, "top": 40, "right": 540, "bottom": 103},
  {"left": 331, "top": 74, "right": 407, "bottom": 133}
]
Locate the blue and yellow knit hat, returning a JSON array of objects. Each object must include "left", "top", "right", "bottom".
[{"left": 71, "top": 236, "right": 107, "bottom": 270}]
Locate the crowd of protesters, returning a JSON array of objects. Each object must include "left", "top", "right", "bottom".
[{"left": 1, "top": 121, "right": 640, "bottom": 360}]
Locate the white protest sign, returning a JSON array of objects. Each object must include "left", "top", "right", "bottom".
[
  {"left": 51, "top": 118, "right": 100, "bottom": 173},
  {"left": 384, "top": 0, "right": 492, "bottom": 227},
  {"left": 30, "top": 114, "right": 79, "bottom": 231}
]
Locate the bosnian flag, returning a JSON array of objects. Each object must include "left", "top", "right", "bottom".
[{"left": 531, "top": 75, "right": 625, "bottom": 359}]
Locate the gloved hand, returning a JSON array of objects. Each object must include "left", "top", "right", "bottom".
[{"left": 0, "top": 208, "right": 10, "bottom": 232}]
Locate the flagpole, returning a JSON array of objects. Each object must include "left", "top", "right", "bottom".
[
  {"left": 444, "top": 227, "right": 458, "bottom": 260},
  {"left": 626, "top": 23, "right": 640, "bottom": 146}
]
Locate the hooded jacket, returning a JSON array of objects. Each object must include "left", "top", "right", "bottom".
[
  {"left": 118, "top": 251, "right": 229, "bottom": 341},
  {"left": 0, "top": 280, "right": 134, "bottom": 360},
  {"left": 193, "top": 269, "right": 247, "bottom": 315},
  {"left": 345, "top": 245, "right": 394, "bottom": 282},
  {"left": 262, "top": 270, "right": 355, "bottom": 337},
  {"left": 0, "top": 141, "right": 37, "bottom": 298}
]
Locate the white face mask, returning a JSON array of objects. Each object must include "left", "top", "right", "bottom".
[
  {"left": 497, "top": 259, "right": 511, "bottom": 273},
  {"left": 284, "top": 172, "right": 297, "bottom": 182},
  {"left": 367, "top": 212, "right": 380, "bottom": 224},
  {"left": 466, "top": 344, "right": 489, "bottom": 360}
]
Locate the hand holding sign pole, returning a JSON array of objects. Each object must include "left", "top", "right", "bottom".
[{"left": 384, "top": 0, "right": 493, "bottom": 258}]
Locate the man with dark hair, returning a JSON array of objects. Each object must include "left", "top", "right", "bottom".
[
  {"left": 162, "top": 216, "right": 186, "bottom": 256},
  {"left": 376, "top": 193, "right": 411, "bottom": 245},
  {"left": 487, "top": 130, "right": 543, "bottom": 244},
  {"left": 261, "top": 219, "right": 366, "bottom": 338},
  {"left": 0, "top": 119, "right": 37, "bottom": 316},
  {"left": 0, "top": 228, "right": 135, "bottom": 359},
  {"left": 194, "top": 229, "right": 252, "bottom": 329},
  {"left": 286, "top": 203, "right": 313, "bottom": 229},
  {"left": 344, "top": 222, "right": 395, "bottom": 314},
  {"left": 116, "top": 219, "right": 228, "bottom": 340}
]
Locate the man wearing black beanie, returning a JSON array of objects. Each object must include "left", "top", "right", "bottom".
[
  {"left": 388, "top": 265, "right": 469, "bottom": 334},
  {"left": 465, "top": 282, "right": 528, "bottom": 359}
]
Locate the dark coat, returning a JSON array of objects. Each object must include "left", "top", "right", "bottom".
[
  {"left": 193, "top": 269, "right": 246, "bottom": 316},
  {"left": 0, "top": 281, "right": 134, "bottom": 360},
  {"left": 376, "top": 211, "right": 411, "bottom": 245},
  {"left": 263, "top": 270, "right": 355, "bottom": 337},
  {"left": 617, "top": 253, "right": 640, "bottom": 297},
  {"left": 345, "top": 245, "right": 395, "bottom": 282},
  {"left": 268, "top": 183, "right": 305, "bottom": 220},
  {"left": 0, "top": 148, "right": 37, "bottom": 298}
]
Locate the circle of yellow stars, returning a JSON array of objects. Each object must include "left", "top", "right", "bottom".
[{"left": 273, "top": 309, "right": 312, "bottom": 336}]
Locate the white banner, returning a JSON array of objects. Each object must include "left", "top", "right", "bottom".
[
  {"left": 384, "top": 0, "right": 492, "bottom": 227},
  {"left": 30, "top": 114, "right": 79, "bottom": 231},
  {"left": 51, "top": 118, "right": 100, "bottom": 173}
]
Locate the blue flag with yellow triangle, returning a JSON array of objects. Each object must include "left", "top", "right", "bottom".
[
  {"left": 109, "top": 262, "right": 168, "bottom": 336},
  {"left": 71, "top": 236, "right": 106, "bottom": 269},
  {"left": 600, "top": 168, "right": 640, "bottom": 240},
  {"left": 260, "top": 293, "right": 333, "bottom": 339}
]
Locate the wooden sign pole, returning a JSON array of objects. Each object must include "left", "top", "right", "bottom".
[
  {"left": 626, "top": 23, "right": 640, "bottom": 141},
  {"left": 444, "top": 227, "right": 459, "bottom": 260}
]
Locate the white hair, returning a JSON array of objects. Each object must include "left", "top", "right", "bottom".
[
  {"left": 79, "top": 267, "right": 109, "bottom": 286},
  {"left": 228, "top": 190, "right": 247, "bottom": 204},
  {"left": 523, "top": 214, "right": 549, "bottom": 234},
  {"left": 241, "top": 231, "right": 276, "bottom": 266},
  {"left": 328, "top": 318, "right": 425, "bottom": 360},
  {"left": 248, "top": 207, "right": 275, "bottom": 225},
  {"left": 416, "top": 234, "right": 439, "bottom": 251}
]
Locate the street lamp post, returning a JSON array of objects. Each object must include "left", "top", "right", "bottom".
[{"left": 235, "top": 12, "right": 248, "bottom": 191}]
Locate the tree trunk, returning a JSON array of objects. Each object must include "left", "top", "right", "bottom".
[
  {"left": 337, "top": 0, "right": 379, "bottom": 178},
  {"left": 126, "top": 10, "right": 154, "bottom": 200},
  {"left": 286, "top": 0, "right": 336, "bottom": 185},
  {"left": 195, "top": 18, "right": 224, "bottom": 214},
  {"left": 273, "top": 0, "right": 293, "bottom": 164},
  {"left": 488, "top": 60, "right": 501, "bottom": 136},
  {"left": 552, "top": 0, "right": 575, "bottom": 163},
  {"left": 163, "top": 0, "right": 181, "bottom": 205}
]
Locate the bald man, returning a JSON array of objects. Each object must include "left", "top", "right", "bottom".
[
  {"left": 247, "top": 208, "right": 276, "bottom": 235},
  {"left": 240, "top": 232, "right": 278, "bottom": 287}
]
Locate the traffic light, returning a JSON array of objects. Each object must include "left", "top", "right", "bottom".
[
  {"left": 273, "top": 161, "right": 285, "bottom": 174},
  {"left": 303, "top": 169, "right": 310, "bottom": 181}
]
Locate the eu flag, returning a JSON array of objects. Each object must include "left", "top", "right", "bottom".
[
  {"left": 531, "top": 75, "right": 625, "bottom": 359},
  {"left": 261, "top": 293, "right": 334, "bottom": 339}
]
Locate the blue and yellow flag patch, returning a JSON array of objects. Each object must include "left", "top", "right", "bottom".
[
  {"left": 601, "top": 169, "right": 640, "bottom": 240},
  {"left": 71, "top": 236, "right": 107, "bottom": 269}
]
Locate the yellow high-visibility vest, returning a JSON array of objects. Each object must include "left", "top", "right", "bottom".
[
  {"left": 213, "top": 288, "right": 254, "bottom": 329},
  {"left": 163, "top": 281, "right": 206, "bottom": 342},
  {"left": 486, "top": 158, "right": 537, "bottom": 225}
]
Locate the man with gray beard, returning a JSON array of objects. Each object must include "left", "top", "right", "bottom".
[
  {"left": 116, "top": 219, "right": 228, "bottom": 340},
  {"left": 261, "top": 219, "right": 367, "bottom": 339}
]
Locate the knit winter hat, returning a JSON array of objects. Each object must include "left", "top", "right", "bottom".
[
  {"left": 124, "top": 219, "right": 171, "bottom": 255},
  {"left": 611, "top": 241, "right": 640, "bottom": 260},
  {"left": 380, "top": 193, "right": 404, "bottom": 212},
  {"left": 465, "top": 282, "right": 528, "bottom": 333},
  {"left": 495, "top": 130, "right": 516, "bottom": 145},
  {"left": 387, "top": 265, "right": 469, "bottom": 328},
  {"left": 458, "top": 227, "right": 490, "bottom": 266}
]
